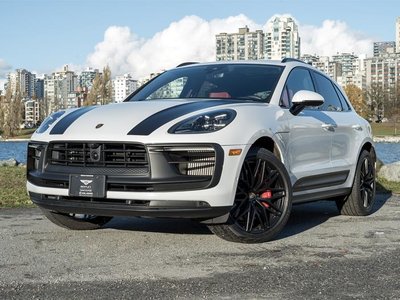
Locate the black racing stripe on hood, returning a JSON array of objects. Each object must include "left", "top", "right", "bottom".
[
  {"left": 128, "top": 100, "right": 243, "bottom": 136},
  {"left": 50, "top": 106, "right": 97, "bottom": 135}
]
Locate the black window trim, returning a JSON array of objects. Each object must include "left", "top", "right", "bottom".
[{"left": 333, "top": 83, "right": 352, "bottom": 112}]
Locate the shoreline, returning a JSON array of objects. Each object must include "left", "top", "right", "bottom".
[
  {"left": 0, "top": 138, "right": 31, "bottom": 142},
  {"left": 373, "top": 136, "right": 400, "bottom": 143}
]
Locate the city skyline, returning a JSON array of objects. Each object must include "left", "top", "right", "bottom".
[{"left": 1, "top": 0, "right": 400, "bottom": 89}]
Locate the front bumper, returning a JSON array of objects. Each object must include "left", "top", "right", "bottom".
[{"left": 27, "top": 141, "right": 247, "bottom": 219}]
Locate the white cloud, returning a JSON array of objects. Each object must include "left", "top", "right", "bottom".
[
  {"left": 86, "top": 14, "right": 258, "bottom": 78},
  {"left": 0, "top": 58, "right": 12, "bottom": 79},
  {"left": 0, "top": 79, "right": 7, "bottom": 92},
  {"left": 300, "top": 20, "right": 373, "bottom": 56},
  {"left": 86, "top": 14, "right": 374, "bottom": 78}
]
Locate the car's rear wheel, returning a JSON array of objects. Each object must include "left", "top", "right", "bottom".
[
  {"left": 336, "top": 150, "right": 376, "bottom": 216},
  {"left": 209, "top": 148, "right": 292, "bottom": 243},
  {"left": 41, "top": 209, "right": 112, "bottom": 230}
]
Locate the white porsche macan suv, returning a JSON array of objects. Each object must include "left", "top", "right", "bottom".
[{"left": 27, "top": 59, "right": 376, "bottom": 243}]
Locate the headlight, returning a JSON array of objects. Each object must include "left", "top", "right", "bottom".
[
  {"left": 36, "top": 111, "right": 65, "bottom": 134},
  {"left": 169, "top": 109, "right": 236, "bottom": 134}
]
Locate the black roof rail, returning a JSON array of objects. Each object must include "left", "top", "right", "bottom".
[
  {"left": 176, "top": 62, "right": 199, "bottom": 67},
  {"left": 281, "top": 58, "right": 307, "bottom": 64}
]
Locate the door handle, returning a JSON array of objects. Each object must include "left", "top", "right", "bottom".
[
  {"left": 352, "top": 124, "right": 363, "bottom": 131},
  {"left": 322, "top": 123, "right": 335, "bottom": 132}
]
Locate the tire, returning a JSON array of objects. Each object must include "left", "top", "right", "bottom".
[
  {"left": 209, "top": 148, "right": 292, "bottom": 243},
  {"left": 336, "top": 150, "right": 376, "bottom": 216},
  {"left": 41, "top": 209, "right": 112, "bottom": 230}
]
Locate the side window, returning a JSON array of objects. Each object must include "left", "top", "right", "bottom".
[
  {"left": 333, "top": 85, "right": 351, "bottom": 111},
  {"left": 280, "top": 68, "right": 314, "bottom": 107},
  {"left": 313, "top": 72, "right": 343, "bottom": 111}
]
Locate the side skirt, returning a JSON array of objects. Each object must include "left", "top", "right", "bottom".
[
  {"left": 293, "top": 188, "right": 351, "bottom": 204},
  {"left": 293, "top": 170, "right": 350, "bottom": 192}
]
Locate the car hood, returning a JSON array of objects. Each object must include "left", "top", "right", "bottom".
[{"left": 38, "top": 99, "right": 254, "bottom": 139}]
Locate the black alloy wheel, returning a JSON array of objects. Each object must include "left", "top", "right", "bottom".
[
  {"left": 359, "top": 155, "right": 375, "bottom": 209},
  {"left": 336, "top": 150, "right": 376, "bottom": 216},
  {"left": 209, "top": 148, "right": 292, "bottom": 243}
]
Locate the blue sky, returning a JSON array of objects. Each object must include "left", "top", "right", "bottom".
[{"left": 0, "top": 0, "right": 399, "bottom": 82}]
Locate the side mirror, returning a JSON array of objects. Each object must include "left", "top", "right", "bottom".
[{"left": 289, "top": 90, "right": 324, "bottom": 115}]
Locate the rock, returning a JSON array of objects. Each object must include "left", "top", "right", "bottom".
[
  {"left": 378, "top": 161, "right": 400, "bottom": 182},
  {"left": 0, "top": 158, "right": 18, "bottom": 167},
  {"left": 376, "top": 158, "right": 384, "bottom": 172}
]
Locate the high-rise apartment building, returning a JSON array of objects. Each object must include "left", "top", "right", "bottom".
[
  {"left": 396, "top": 17, "right": 400, "bottom": 53},
  {"left": 79, "top": 67, "right": 99, "bottom": 90},
  {"left": 364, "top": 53, "right": 400, "bottom": 117},
  {"left": 44, "top": 65, "right": 78, "bottom": 113},
  {"left": 331, "top": 53, "right": 359, "bottom": 75},
  {"left": 7, "top": 69, "right": 36, "bottom": 97},
  {"left": 216, "top": 27, "right": 264, "bottom": 61},
  {"left": 34, "top": 78, "right": 44, "bottom": 99},
  {"left": 364, "top": 53, "right": 400, "bottom": 90},
  {"left": 265, "top": 17, "right": 300, "bottom": 60},
  {"left": 112, "top": 74, "right": 138, "bottom": 102},
  {"left": 24, "top": 99, "right": 40, "bottom": 127},
  {"left": 374, "top": 41, "right": 396, "bottom": 57}
]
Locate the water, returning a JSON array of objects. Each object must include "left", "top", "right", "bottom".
[
  {"left": 0, "top": 141, "right": 399, "bottom": 165},
  {"left": 375, "top": 142, "right": 400, "bottom": 164},
  {"left": 0, "top": 141, "right": 29, "bottom": 164}
]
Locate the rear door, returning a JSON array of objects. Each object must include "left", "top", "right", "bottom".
[{"left": 311, "top": 72, "right": 355, "bottom": 175}]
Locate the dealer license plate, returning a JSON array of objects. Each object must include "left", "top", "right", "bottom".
[{"left": 69, "top": 174, "right": 106, "bottom": 198}]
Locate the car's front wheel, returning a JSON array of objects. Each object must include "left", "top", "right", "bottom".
[
  {"left": 41, "top": 209, "right": 112, "bottom": 230},
  {"left": 336, "top": 149, "right": 376, "bottom": 216},
  {"left": 209, "top": 148, "right": 292, "bottom": 243}
]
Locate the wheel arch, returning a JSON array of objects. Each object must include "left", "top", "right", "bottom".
[
  {"left": 249, "top": 136, "right": 284, "bottom": 162},
  {"left": 228, "top": 134, "right": 286, "bottom": 206},
  {"left": 359, "top": 140, "right": 376, "bottom": 162}
]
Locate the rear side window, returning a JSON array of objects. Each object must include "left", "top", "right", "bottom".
[
  {"left": 313, "top": 72, "right": 343, "bottom": 111},
  {"left": 333, "top": 85, "right": 351, "bottom": 111},
  {"left": 281, "top": 68, "right": 314, "bottom": 107}
]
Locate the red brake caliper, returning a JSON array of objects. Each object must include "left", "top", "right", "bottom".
[{"left": 260, "top": 190, "right": 272, "bottom": 208}]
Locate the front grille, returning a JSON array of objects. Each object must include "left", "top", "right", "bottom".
[
  {"left": 162, "top": 147, "right": 216, "bottom": 176},
  {"left": 47, "top": 142, "right": 149, "bottom": 169}
]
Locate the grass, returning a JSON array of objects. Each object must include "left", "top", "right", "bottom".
[
  {"left": 371, "top": 122, "right": 400, "bottom": 136},
  {"left": 0, "top": 166, "right": 398, "bottom": 208},
  {"left": 0, "top": 166, "right": 33, "bottom": 208},
  {"left": 8, "top": 128, "right": 36, "bottom": 139}
]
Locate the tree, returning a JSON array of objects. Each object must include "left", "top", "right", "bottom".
[
  {"left": 344, "top": 84, "right": 367, "bottom": 118},
  {"left": 12, "top": 84, "right": 23, "bottom": 134},
  {"left": 100, "top": 65, "right": 112, "bottom": 105},
  {"left": 0, "top": 84, "right": 24, "bottom": 138},
  {"left": 85, "top": 73, "right": 101, "bottom": 106},
  {"left": 84, "top": 65, "right": 112, "bottom": 106},
  {"left": 0, "top": 95, "right": 5, "bottom": 136},
  {"left": 365, "top": 83, "right": 386, "bottom": 121}
]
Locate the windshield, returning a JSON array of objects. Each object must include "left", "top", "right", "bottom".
[{"left": 127, "top": 64, "right": 284, "bottom": 103}]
